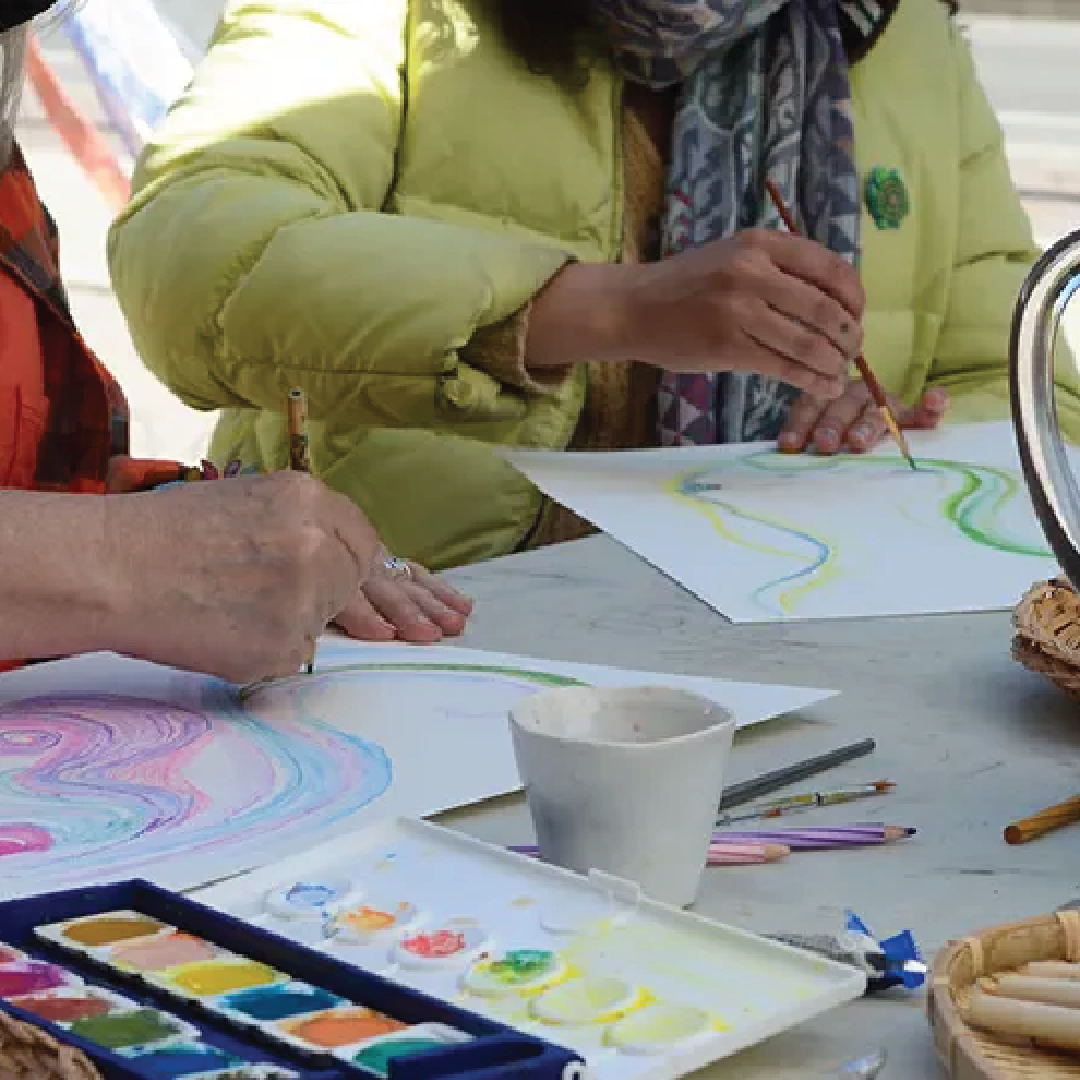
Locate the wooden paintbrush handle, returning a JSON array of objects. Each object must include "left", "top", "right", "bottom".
[
  {"left": 1005, "top": 794, "right": 1080, "bottom": 845},
  {"left": 853, "top": 354, "right": 890, "bottom": 410},
  {"left": 765, "top": 179, "right": 800, "bottom": 234},
  {"left": 766, "top": 180, "right": 888, "bottom": 407}
]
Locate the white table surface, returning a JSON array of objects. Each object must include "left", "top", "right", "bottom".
[{"left": 434, "top": 534, "right": 1080, "bottom": 1079}]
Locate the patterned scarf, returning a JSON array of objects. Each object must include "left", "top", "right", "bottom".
[{"left": 592, "top": 0, "right": 887, "bottom": 445}]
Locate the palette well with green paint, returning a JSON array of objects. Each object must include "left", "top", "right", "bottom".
[
  {"left": 195, "top": 817, "right": 867, "bottom": 1080},
  {"left": 0, "top": 881, "right": 584, "bottom": 1080}
]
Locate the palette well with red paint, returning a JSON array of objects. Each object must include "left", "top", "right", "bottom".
[
  {"left": 0, "top": 880, "right": 585, "bottom": 1080},
  {"left": 195, "top": 817, "right": 867, "bottom": 1080}
]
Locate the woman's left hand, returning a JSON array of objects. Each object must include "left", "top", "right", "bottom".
[
  {"left": 777, "top": 381, "right": 949, "bottom": 455},
  {"left": 336, "top": 561, "right": 473, "bottom": 644}
]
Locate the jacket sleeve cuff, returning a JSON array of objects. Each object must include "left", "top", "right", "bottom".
[{"left": 461, "top": 301, "right": 573, "bottom": 395}]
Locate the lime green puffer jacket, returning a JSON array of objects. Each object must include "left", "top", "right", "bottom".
[{"left": 107, "top": 0, "right": 1080, "bottom": 571}]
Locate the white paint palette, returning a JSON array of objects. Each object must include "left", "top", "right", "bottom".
[{"left": 194, "top": 818, "right": 865, "bottom": 1080}]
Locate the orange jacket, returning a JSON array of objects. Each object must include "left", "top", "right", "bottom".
[{"left": 0, "top": 148, "right": 202, "bottom": 670}]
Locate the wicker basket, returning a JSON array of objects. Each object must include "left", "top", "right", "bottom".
[
  {"left": 0, "top": 1007, "right": 101, "bottom": 1080},
  {"left": 929, "top": 910, "right": 1080, "bottom": 1079},
  {"left": 1013, "top": 579, "right": 1080, "bottom": 702}
]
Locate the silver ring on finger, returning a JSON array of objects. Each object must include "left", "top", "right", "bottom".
[{"left": 384, "top": 555, "right": 412, "bottom": 580}]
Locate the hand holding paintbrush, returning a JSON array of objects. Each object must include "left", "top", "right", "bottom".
[{"left": 764, "top": 178, "right": 918, "bottom": 470}]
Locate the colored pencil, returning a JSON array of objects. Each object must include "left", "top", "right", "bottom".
[
  {"left": 764, "top": 178, "right": 916, "bottom": 471},
  {"left": 714, "top": 824, "right": 915, "bottom": 851},
  {"left": 704, "top": 843, "right": 790, "bottom": 866},
  {"left": 287, "top": 388, "right": 316, "bottom": 675},
  {"left": 718, "top": 738, "right": 876, "bottom": 812},
  {"left": 718, "top": 781, "right": 894, "bottom": 825},
  {"left": 509, "top": 842, "right": 790, "bottom": 867},
  {"left": 1005, "top": 794, "right": 1080, "bottom": 845}
]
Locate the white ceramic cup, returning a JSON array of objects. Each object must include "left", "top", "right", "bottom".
[{"left": 509, "top": 686, "right": 736, "bottom": 908}]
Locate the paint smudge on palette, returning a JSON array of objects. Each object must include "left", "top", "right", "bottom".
[
  {"left": 37, "top": 911, "right": 170, "bottom": 952},
  {"left": 165, "top": 959, "right": 285, "bottom": 999},
  {"left": 346, "top": 1023, "right": 471, "bottom": 1075},
  {"left": 605, "top": 1002, "right": 712, "bottom": 1054},
  {"left": 264, "top": 878, "right": 354, "bottom": 921},
  {"left": 463, "top": 950, "right": 568, "bottom": 998},
  {"left": 328, "top": 898, "right": 418, "bottom": 945},
  {"left": 112, "top": 932, "right": 221, "bottom": 973},
  {"left": 9, "top": 987, "right": 132, "bottom": 1024},
  {"left": 0, "top": 961, "right": 82, "bottom": 998},
  {"left": 395, "top": 926, "right": 490, "bottom": 969},
  {"left": 220, "top": 982, "right": 347, "bottom": 1023},
  {"left": 121, "top": 1039, "right": 246, "bottom": 1074},
  {"left": 279, "top": 1005, "right": 407, "bottom": 1050},
  {"left": 72, "top": 1007, "right": 198, "bottom": 1052},
  {"left": 537, "top": 894, "right": 619, "bottom": 937},
  {"left": 530, "top": 977, "right": 643, "bottom": 1027}
]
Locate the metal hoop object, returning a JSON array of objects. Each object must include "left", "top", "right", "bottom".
[{"left": 1010, "top": 226, "right": 1080, "bottom": 591}]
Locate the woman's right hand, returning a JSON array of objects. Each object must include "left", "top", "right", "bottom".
[
  {"left": 102, "top": 471, "right": 384, "bottom": 684},
  {"left": 527, "top": 229, "right": 864, "bottom": 400}
]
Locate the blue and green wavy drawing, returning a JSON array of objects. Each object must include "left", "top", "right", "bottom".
[{"left": 672, "top": 450, "right": 1051, "bottom": 617}]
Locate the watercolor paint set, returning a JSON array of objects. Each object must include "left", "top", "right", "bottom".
[
  {"left": 0, "top": 879, "right": 585, "bottom": 1080},
  {"left": 195, "top": 817, "right": 867, "bottom": 1080}
]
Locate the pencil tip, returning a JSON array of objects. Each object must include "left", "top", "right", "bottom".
[{"left": 903, "top": 827, "right": 917, "bottom": 836}]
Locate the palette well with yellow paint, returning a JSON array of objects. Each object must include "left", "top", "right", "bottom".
[{"left": 196, "top": 816, "right": 866, "bottom": 1080}]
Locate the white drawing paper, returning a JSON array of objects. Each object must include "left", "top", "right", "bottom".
[
  {"left": 503, "top": 420, "right": 1065, "bottom": 622},
  {"left": 0, "top": 641, "right": 832, "bottom": 899}
]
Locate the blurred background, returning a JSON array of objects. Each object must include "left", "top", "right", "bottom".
[{"left": 17, "top": 0, "right": 1080, "bottom": 464}]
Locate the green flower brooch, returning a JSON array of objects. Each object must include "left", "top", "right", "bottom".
[{"left": 864, "top": 166, "right": 910, "bottom": 230}]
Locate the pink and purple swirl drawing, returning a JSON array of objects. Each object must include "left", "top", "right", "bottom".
[{"left": 0, "top": 689, "right": 391, "bottom": 897}]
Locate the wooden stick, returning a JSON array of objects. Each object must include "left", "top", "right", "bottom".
[
  {"left": 1021, "top": 962, "right": 1080, "bottom": 982},
  {"left": 286, "top": 388, "right": 316, "bottom": 675},
  {"left": 763, "top": 178, "right": 916, "bottom": 471},
  {"left": 1005, "top": 793, "right": 1080, "bottom": 845},
  {"left": 967, "top": 987, "right": 1080, "bottom": 1050},
  {"left": 984, "top": 974, "right": 1080, "bottom": 1010}
]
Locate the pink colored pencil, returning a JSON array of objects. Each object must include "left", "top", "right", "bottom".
[
  {"left": 707, "top": 842, "right": 790, "bottom": 865},
  {"left": 510, "top": 842, "right": 789, "bottom": 866}
]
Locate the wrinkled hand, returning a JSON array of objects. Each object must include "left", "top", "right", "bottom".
[
  {"left": 336, "top": 560, "right": 473, "bottom": 643},
  {"left": 103, "top": 471, "right": 383, "bottom": 684},
  {"left": 526, "top": 229, "right": 865, "bottom": 400},
  {"left": 778, "top": 383, "right": 949, "bottom": 455}
]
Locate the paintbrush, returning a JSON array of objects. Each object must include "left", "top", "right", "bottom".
[
  {"left": 764, "top": 177, "right": 916, "bottom": 471},
  {"left": 287, "top": 388, "right": 317, "bottom": 676},
  {"left": 718, "top": 738, "right": 876, "bottom": 812},
  {"left": 718, "top": 781, "right": 895, "bottom": 825}
]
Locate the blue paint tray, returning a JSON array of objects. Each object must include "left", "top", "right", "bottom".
[
  {"left": 0, "top": 878, "right": 584, "bottom": 1080},
  {"left": 195, "top": 817, "right": 868, "bottom": 1080}
]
